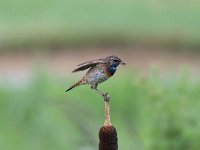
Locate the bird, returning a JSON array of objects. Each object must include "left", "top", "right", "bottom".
[{"left": 66, "top": 55, "right": 126, "bottom": 98}]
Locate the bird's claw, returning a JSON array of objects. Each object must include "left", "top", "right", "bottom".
[{"left": 103, "top": 93, "right": 110, "bottom": 102}]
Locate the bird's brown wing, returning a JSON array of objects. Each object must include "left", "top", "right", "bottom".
[{"left": 72, "top": 58, "right": 105, "bottom": 72}]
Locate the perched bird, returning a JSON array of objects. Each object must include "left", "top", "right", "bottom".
[{"left": 66, "top": 55, "right": 126, "bottom": 98}]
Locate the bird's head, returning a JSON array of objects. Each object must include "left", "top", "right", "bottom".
[{"left": 107, "top": 55, "right": 126, "bottom": 67}]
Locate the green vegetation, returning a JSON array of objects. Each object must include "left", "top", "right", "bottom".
[
  {"left": 0, "top": 71, "right": 199, "bottom": 150},
  {"left": 0, "top": 0, "right": 200, "bottom": 49}
]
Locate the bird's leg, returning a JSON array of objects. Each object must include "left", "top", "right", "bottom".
[
  {"left": 91, "top": 84, "right": 110, "bottom": 101},
  {"left": 94, "top": 88, "right": 110, "bottom": 101},
  {"left": 94, "top": 88, "right": 105, "bottom": 96}
]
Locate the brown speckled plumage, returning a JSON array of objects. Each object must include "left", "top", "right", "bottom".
[{"left": 66, "top": 55, "right": 125, "bottom": 98}]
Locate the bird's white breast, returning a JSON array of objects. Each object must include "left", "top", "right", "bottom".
[{"left": 86, "top": 64, "right": 109, "bottom": 85}]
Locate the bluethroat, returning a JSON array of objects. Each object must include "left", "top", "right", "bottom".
[{"left": 66, "top": 55, "right": 126, "bottom": 99}]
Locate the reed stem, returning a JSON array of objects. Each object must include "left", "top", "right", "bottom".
[{"left": 98, "top": 93, "right": 118, "bottom": 150}]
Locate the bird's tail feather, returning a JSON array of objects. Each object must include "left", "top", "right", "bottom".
[{"left": 66, "top": 79, "right": 85, "bottom": 92}]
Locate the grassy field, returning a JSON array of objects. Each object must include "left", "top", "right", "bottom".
[
  {"left": 0, "top": 0, "right": 200, "bottom": 49},
  {"left": 1, "top": 1, "right": 199, "bottom": 149},
  {"left": 0, "top": 71, "right": 200, "bottom": 150}
]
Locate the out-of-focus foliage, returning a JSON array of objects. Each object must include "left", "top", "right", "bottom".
[
  {"left": 0, "top": 0, "right": 199, "bottom": 149},
  {"left": 0, "top": 72, "right": 199, "bottom": 150},
  {"left": 0, "top": 0, "right": 200, "bottom": 49}
]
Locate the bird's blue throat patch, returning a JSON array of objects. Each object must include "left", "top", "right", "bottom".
[{"left": 109, "top": 64, "right": 118, "bottom": 75}]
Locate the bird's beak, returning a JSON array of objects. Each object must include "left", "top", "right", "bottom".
[{"left": 120, "top": 61, "right": 126, "bottom": 65}]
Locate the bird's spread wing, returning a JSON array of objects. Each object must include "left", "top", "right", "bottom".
[{"left": 72, "top": 58, "right": 105, "bottom": 72}]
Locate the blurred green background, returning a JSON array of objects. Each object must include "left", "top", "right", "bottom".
[
  {"left": 1, "top": 0, "right": 200, "bottom": 50},
  {"left": 0, "top": 0, "right": 200, "bottom": 150}
]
